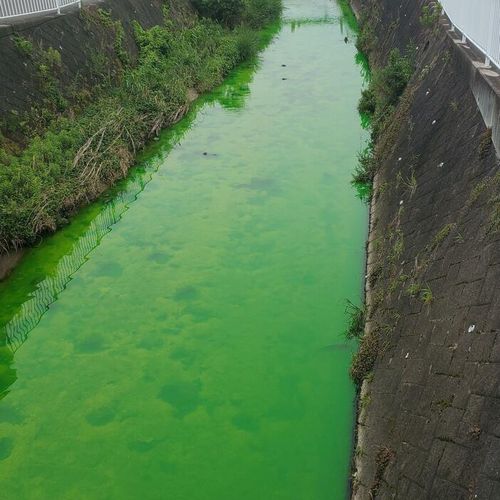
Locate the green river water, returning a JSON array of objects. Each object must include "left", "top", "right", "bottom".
[{"left": 0, "top": 1, "right": 368, "bottom": 498}]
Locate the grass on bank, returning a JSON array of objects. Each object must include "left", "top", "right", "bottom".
[
  {"left": 344, "top": 300, "right": 365, "bottom": 340},
  {"left": 0, "top": 0, "right": 281, "bottom": 252},
  {"left": 347, "top": 1, "right": 419, "bottom": 388},
  {"left": 351, "top": 47, "right": 415, "bottom": 192}
]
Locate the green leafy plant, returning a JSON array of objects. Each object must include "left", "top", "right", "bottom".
[
  {"left": 360, "top": 47, "right": 415, "bottom": 141},
  {"left": 406, "top": 282, "right": 422, "bottom": 297},
  {"left": 428, "top": 223, "right": 455, "bottom": 251},
  {"left": 420, "top": 2, "right": 442, "bottom": 29},
  {"left": 356, "top": 14, "right": 377, "bottom": 55},
  {"left": 0, "top": 1, "right": 281, "bottom": 252},
  {"left": 391, "top": 229, "right": 404, "bottom": 261},
  {"left": 358, "top": 88, "right": 376, "bottom": 115},
  {"left": 352, "top": 145, "right": 376, "bottom": 185},
  {"left": 12, "top": 35, "right": 34, "bottom": 57},
  {"left": 344, "top": 300, "right": 365, "bottom": 340},
  {"left": 192, "top": 0, "right": 281, "bottom": 28},
  {"left": 421, "top": 287, "right": 433, "bottom": 305}
]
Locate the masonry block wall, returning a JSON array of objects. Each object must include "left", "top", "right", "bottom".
[{"left": 352, "top": 1, "right": 500, "bottom": 498}]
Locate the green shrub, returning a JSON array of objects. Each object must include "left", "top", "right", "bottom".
[
  {"left": 234, "top": 28, "right": 260, "bottom": 61},
  {"left": 12, "top": 35, "right": 34, "bottom": 57},
  {"left": 243, "top": 0, "right": 282, "bottom": 29},
  {"left": 352, "top": 145, "right": 376, "bottom": 185},
  {"left": 356, "top": 20, "right": 376, "bottom": 54},
  {"left": 375, "top": 48, "right": 414, "bottom": 108},
  {"left": 42, "top": 47, "right": 62, "bottom": 68},
  {"left": 191, "top": 0, "right": 245, "bottom": 27},
  {"left": 357, "top": 46, "right": 415, "bottom": 144},
  {"left": 192, "top": 0, "right": 281, "bottom": 28},
  {"left": 420, "top": 2, "right": 442, "bottom": 29},
  {"left": 358, "top": 88, "right": 376, "bottom": 115}
]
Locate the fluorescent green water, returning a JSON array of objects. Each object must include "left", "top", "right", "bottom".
[{"left": 0, "top": 1, "right": 367, "bottom": 498}]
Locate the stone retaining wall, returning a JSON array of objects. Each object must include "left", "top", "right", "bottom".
[{"left": 352, "top": 1, "right": 500, "bottom": 498}]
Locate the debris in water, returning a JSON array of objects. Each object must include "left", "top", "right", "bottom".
[{"left": 468, "top": 324, "right": 476, "bottom": 333}]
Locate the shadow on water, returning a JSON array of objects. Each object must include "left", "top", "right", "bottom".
[{"left": 0, "top": 24, "right": 282, "bottom": 398}]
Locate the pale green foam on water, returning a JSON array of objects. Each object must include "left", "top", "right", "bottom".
[{"left": 0, "top": 1, "right": 368, "bottom": 498}]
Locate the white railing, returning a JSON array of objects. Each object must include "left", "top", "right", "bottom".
[
  {"left": 441, "top": 0, "right": 500, "bottom": 69},
  {"left": 0, "top": 0, "right": 81, "bottom": 20}
]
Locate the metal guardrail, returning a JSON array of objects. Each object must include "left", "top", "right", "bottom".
[
  {"left": 441, "top": 0, "right": 500, "bottom": 69},
  {"left": 0, "top": 0, "right": 81, "bottom": 20}
]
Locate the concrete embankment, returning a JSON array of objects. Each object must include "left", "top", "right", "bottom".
[{"left": 351, "top": 1, "right": 500, "bottom": 498}]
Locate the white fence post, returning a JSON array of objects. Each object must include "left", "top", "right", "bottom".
[{"left": 0, "top": 0, "right": 82, "bottom": 20}]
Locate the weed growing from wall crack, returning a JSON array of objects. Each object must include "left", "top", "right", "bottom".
[
  {"left": 428, "top": 223, "right": 456, "bottom": 251},
  {"left": 352, "top": 145, "right": 376, "bottom": 185},
  {"left": 421, "top": 287, "right": 434, "bottom": 305},
  {"left": 344, "top": 300, "right": 366, "bottom": 340},
  {"left": 12, "top": 35, "right": 34, "bottom": 57},
  {"left": 420, "top": 2, "right": 442, "bottom": 29},
  {"left": 352, "top": 46, "right": 416, "bottom": 192}
]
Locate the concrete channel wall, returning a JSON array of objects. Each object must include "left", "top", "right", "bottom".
[{"left": 351, "top": 0, "right": 500, "bottom": 498}]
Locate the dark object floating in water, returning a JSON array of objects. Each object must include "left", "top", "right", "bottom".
[
  {"left": 281, "top": 64, "right": 286, "bottom": 67},
  {"left": 344, "top": 36, "right": 348, "bottom": 44},
  {"left": 282, "top": 77, "right": 287, "bottom": 80},
  {"left": 203, "top": 152, "right": 208, "bottom": 155}
]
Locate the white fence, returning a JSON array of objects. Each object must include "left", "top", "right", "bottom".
[
  {"left": 441, "top": 0, "right": 500, "bottom": 69},
  {"left": 0, "top": 0, "right": 81, "bottom": 20}
]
